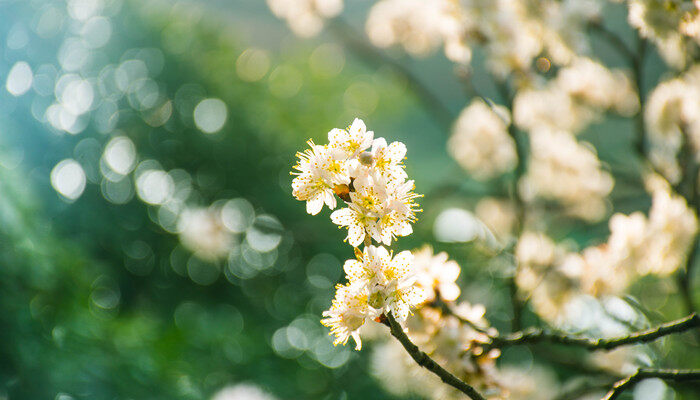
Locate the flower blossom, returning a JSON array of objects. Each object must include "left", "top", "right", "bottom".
[
  {"left": 411, "top": 245, "right": 461, "bottom": 303},
  {"left": 292, "top": 118, "right": 420, "bottom": 247},
  {"left": 322, "top": 245, "right": 426, "bottom": 350},
  {"left": 448, "top": 98, "right": 517, "bottom": 180}
]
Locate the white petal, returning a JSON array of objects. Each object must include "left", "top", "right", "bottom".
[
  {"left": 438, "top": 283, "right": 461, "bottom": 302},
  {"left": 371, "top": 137, "right": 388, "bottom": 153},
  {"left": 306, "top": 196, "right": 324, "bottom": 215},
  {"left": 328, "top": 128, "right": 347, "bottom": 144},
  {"left": 331, "top": 208, "right": 354, "bottom": 226},
  {"left": 348, "top": 224, "right": 365, "bottom": 247},
  {"left": 344, "top": 260, "right": 364, "bottom": 279},
  {"left": 349, "top": 118, "right": 366, "bottom": 136},
  {"left": 387, "top": 141, "right": 407, "bottom": 162}
]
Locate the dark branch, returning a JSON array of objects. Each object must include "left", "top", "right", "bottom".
[
  {"left": 383, "top": 313, "right": 487, "bottom": 400},
  {"left": 603, "top": 368, "right": 700, "bottom": 400},
  {"left": 495, "top": 80, "right": 527, "bottom": 331},
  {"left": 487, "top": 313, "right": 699, "bottom": 351}
]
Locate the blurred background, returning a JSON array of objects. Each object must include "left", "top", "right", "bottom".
[{"left": 0, "top": 0, "right": 697, "bottom": 399}]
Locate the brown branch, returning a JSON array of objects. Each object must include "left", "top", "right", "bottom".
[
  {"left": 487, "top": 313, "right": 699, "bottom": 351},
  {"left": 603, "top": 368, "right": 700, "bottom": 400},
  {"left": 382, "top": 313, "right": 487, "bottom": 400}
]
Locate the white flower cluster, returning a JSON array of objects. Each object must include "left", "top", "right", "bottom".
[
  {"left": 322, "top": 245, "right": 426, "bottom": 349},
  {"left": 516, "top": 180, "right": 697, "bottom": 322},
  {"left": 292, "top": 118, "right": 420, "bottom": 247},
  {"left": 448, "top": 99, "right": 518, "bottom": 180},
  {"left": 627, "top": 0, "right": 699, "bottom": 68},
  {"left": 514, "top": 57, "right": 638, "bottom": 134},
  {"left": 646, "top": 65, "right": 700, "bottom": 183},
  {"left": 363, "top": 0, "right": 601, "bottom": 77},
  {"left": 266, "top": 0, "right": 343, "bottom": 37},
  {"left": 291, "top": 118, "right": 424, "bottom": 350},
  {"left": 411, "top": 245, "right": 462, "bottom": 303},
  {"left": 365, "top": 0, "right": 471, "bottom": 64},
  {"left": 521, "top": 129, "right": 614, "bottom": 221}
]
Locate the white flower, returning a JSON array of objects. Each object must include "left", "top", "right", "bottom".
[
  {"left": 343, "top": 245, "right": 426, "bottom": 322},
  {"left": 328, "top": 118, "right": 374, "bottom": 159},
  {"left": 365, "top": 0, "right": 471, "bottom": 64},
  {"left": 321, "top": 283, "right": 376, "bottom": 350},
  {"left": 291, "top": 141, "right": 348, "bottom": 215},
  {"left": 520, "top": 129, "right": 613, "bottom": 221},
  {"left": 362, "top": 137, "right": 408, "bottom": 183},
  {"left": 411, "top": 245, "right": 461, "bottom": 303},
  {"left": 266, "top": 0, "right": 343, "bottom": 37},
  {"left": 331, "top": 174, "right": 419, "bottom": 246},
  {"left": 448, "top": 99, "right": 517, "bottom": 180}
]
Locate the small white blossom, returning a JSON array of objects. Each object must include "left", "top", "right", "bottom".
[
  {"left": 448, "top": 99, "right": 517, "bottom": 180},
  {"left": 411, "top": 245, "right": 461, "bottom": 303},
  {"left": 343, "top": 245, "right": 426, "bottom": 323}
]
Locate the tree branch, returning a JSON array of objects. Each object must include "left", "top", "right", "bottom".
[
  {"left": 487, "top": 313, "right": 699, "bottom": 351},
  {"left": 603, "top": 368, "right": 700, "bottom": 400},
  {"left": 495, "top": 80, "right": 527, "bottom": 331},
  {"left": 327, "top": 18, "right": 455, "bottom": 134},
  {"left": 382, "top": 313, "right": 487, "bottom": 400}
]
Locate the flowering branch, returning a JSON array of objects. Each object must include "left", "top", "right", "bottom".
[
  {"left": 602, "top": 368, "right": 700, "bottom": 400},
  {"left": 487, "top": 313, "right": 698, "bottom": 351},
  {"left": 382, "top": 313, "right": 488, "bottom": 400}
]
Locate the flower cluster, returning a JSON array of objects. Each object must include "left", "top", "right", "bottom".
[
  {"left": 292, "top": 118, "right": 424, "bottom": 350},
  {"left": 266, "top": 0, "right": 343, "bottom": 37},
  {"left": 516, "top": 177, "right": 698, "bottom": 323},
  {"left": 627, "top": 0, "right": 699, "bottom": 68},
  {"left": 521, "top": 129, "right": 614, "bottom": 221},
  {"left": 322, "top": 246, "right": 426, "bottom": 349},
  {"left": 448, "top": 99, "right": 517, "bottom": 180},
  {"left": 514, "top": 57, "right": 638, "bottom": 134},
  {"left": 292, "top": 118, "right": 421, "bottom": 247},
  {"left": 365, "top": 0, "right": 471, "bottom": 64},
  {"left": 646, "top": 65, "right": 700, "bottom": 183}
]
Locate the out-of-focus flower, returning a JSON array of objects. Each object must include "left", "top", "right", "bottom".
[
  {"left": 211, "top": 383, "right": 278, "bottom": 400},
  {"left": 475, "top": 197, "right": 517, "bottom": 239},
  {"left": 646, "top": 66, "right": 700, "bottom": 183},
  {"left": 448, "top": 99, "right": 517, "bottom": 180},
  {"left": 627, "top": 0, "right": 700, "bottom": 67},
  {"left": 494, "top": 366, "right": 559, "bottom": 400},
  {"left": 178, "top": 207, "right": 234, "bottom": 261},
  {"left": 556, "top": 57, "right": 639, "bottom": 116},
  {"left": 520, "top": 130, "right": 613, "bottom": 221},
  {"left": 266, "top": 0, "right": 343, "bottom": 37},
  {"left": 513, "top": 86, "right": 595, "bottom": 134},
  {"left": 411, "top": 245, "right": 461, "bottom": 302},
  {"left": 366, "top": 0, "right": 471, "bottom": 63},
  {"left": 516, "top": 232, "right": 579, "bottom": 322}
]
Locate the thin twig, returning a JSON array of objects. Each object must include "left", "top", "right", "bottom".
[
  {"left": 327, "top": 18, "right": 455, "bottom": 133},
  {"left": 603, "top": 368, "right": 700, "bottom": 400},
  {"left": 383, "top": 313, "right": 487, "bottom": 400},
  {"left": 487, "top": 313, "right": 699, "bottom": 351}
]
